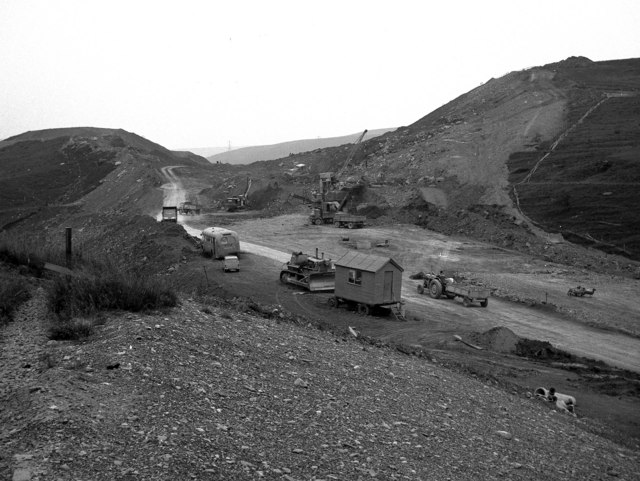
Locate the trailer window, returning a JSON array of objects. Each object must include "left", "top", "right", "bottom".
[{"left": 348, "top": 269, "right": 362, "bottom": 286}]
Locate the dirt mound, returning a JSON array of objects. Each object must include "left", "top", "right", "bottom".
[{"left": 467, "top": 326, "right": 521, "bottom": 353}]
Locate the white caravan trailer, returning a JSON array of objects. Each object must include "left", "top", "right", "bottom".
[{"left": 201, "top": 227, "right": 240, "bottom": 259}]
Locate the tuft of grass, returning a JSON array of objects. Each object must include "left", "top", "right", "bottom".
[
  {"left": 0, "top": 232, "right": 83, "bottom": 271},
  {"left": 1, "top": 231, "right": 178, "bottom": 339},
  {"left": 0, "top": 275, "right": 31, "bottom": 326},
  {"left": 46, "top": 273, "right": 177, "bottom": 340},
  {"left": 47, "top": 272, "right": 178, "bottom": 320}
]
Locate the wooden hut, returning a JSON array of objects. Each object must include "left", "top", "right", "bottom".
[{"left": 330, "top": 252, "right": 403, "bottom": 315}]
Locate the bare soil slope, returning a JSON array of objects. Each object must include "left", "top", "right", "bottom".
[{"left": 200, "top": 57, "right": 640, "bottom": 262}]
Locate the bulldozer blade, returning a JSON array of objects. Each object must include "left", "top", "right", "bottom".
[{"left": 307, "top": 274, "right": 335, "bottom": 292}]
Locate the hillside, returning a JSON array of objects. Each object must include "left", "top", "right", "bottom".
[
  {"left": 203, "top": 57, "right": 640, "bottom": 262},
  {"left": 2, "top": 57, "right": 640, "bottom": 479},
  {"left": 0, "top": 127, "right": 209, "bottom": 231},
  {"left": 206, "top": 128, "right": 394, "bottom": 165},
  {"left": 2, "top": 288, "right": 639, "bottom": 480}
]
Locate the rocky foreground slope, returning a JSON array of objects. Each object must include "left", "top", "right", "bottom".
[{"left": 1, "top": 286, "right": 639, "bottom": 480}]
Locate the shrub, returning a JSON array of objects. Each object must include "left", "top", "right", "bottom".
[
  {"left": 47, "top": 272, "right": 178, "bottom": 320},
  {"left": 0, "top": 276, "right": 31, "bottom": 325}
]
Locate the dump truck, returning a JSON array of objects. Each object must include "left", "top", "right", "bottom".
[
  {"left": 417, "top": 271, "right": 490, "bottom": 307},
  {"left": 280, "top": 251, "right": 335, "bottom": 292},
  {"left": 333, "top": 212, "right": 366, "bottom": 229},
  {"left": 308, "top": 201, "right": 366, "bottom": 228},
  {"left": 178, "top": 201, "right": 201, "bottom": 215},
  {"left": 161, "top": 206, "right": 178, "bottom": 223}
]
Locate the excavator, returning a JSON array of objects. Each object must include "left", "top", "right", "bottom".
[
  {"left": 307, "top": 129, "right": 368, "bottom": 227},
  {"left": 225, "top": 176, "right": 252, "bottom": 211}
]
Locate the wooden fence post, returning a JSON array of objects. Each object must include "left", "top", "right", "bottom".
[{"left": 65, "top": 227, "right": 72, "bottom": 268}]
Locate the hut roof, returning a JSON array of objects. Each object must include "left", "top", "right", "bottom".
[{"left": 335, "top": 252, "right": 403, "bottom": 273}]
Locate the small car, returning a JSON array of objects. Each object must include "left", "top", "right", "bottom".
[{"left": 223, "top": 255, "right": 239, "bottom": 272}]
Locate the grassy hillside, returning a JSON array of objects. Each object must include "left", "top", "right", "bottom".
[{"left": 0, "top": 127, "right": 210, "bottom": 231}]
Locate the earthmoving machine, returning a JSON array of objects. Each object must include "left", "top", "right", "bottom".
[
  {"left": 308, "top": 199, "right": 366, "bottom": 228},
  {"left": 225, "top": 176, "right": 252, "bottom": 211},
  {"left": 417, "top": 271, "right": 490, "bottom": 307},
  {"left": 178, "top": 200, "right": 201, "bottom": 215},
  {"left": 279, "top": 249, "right": 335, "bottom": 292},
  {"left": 161, "top": 206, "right": 178, "bottom": 223},
  {"left": 308, "top": 131, "right": 368, "bottom": 227}
]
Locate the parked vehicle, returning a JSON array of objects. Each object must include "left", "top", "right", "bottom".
[
  {"left": 417, "top": 272, "right": 490, "bottom": 307},
  {"left": 328, "top": 252, "right": 404, "bottom": 316},
  {"left": 280, "top": 251, "right": 335, "bottom": 292},
  {"left": 567, "top": 286, "right": 596, "bottom": 297},
  {"left": 223, "top": 255, "right": 240, "bottom": 272},
  {"left": 201, "top": 227, "right": 240, "bottom": 259},
  {"left": 161, "top": 206, "right": 178, "bottom": 223}
]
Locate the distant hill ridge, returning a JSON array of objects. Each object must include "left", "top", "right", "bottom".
[{"left": 206, "top": 128, "right": 394, "bottom": 165}]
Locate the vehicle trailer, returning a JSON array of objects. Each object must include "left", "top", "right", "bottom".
[
  {"left": 280, "top": 251, "right": 335, "bottom": 292},
  {"left": 201, "top": 227, "right": 240, "bottom": 259},
  {"left": 328, "top": 252, "right": 404, "bottom": 316},
  {"left": 332, "top": 212, "right": 366, "bottom": 229},
  {"left": 567, "top": 286, "right": 596, "bottom": 297},
  {"left": 417, "top": 272, "right": 490, "bottom": 307}
]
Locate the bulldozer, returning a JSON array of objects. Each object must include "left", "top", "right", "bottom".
[{"left": 279, "top": 250, "right": 335, "bottom": 292}]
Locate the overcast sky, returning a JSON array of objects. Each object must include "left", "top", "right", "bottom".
[{"left": 1, "top": 0, "right": 639, "bottom": 149}]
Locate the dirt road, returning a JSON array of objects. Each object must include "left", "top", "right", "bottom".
[
  {"left": 155, "top": 166, "right": 186, "bottom": 220},
  {"left": 181, "top": 213, "right": 640, "bottom": 373}
]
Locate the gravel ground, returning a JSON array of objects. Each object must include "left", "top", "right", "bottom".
[{"left": 1, "top": 289, "right": 639, "bottom": 480}]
